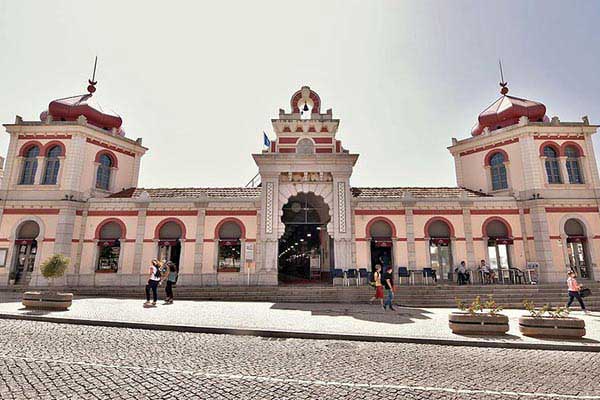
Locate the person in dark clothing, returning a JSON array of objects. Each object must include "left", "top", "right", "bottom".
[
  {"left": 382, "top": 266, "right": 395, "bottom": 311},
  {"left": 144, "top": 259, "right": 162, "bottom": 307},
  {"left": 164, "top": 261, "right": 178, "bottom": 304}
]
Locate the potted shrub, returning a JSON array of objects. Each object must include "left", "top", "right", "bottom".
[
  {"left": 518, "top": 300, "right": 585, "bottom": 338},
  {"left": 22, "top": 254, "right": 73, "bottom": 311},
  {"left": 449, "top": 295, "right": 509, "bottom": 335}
]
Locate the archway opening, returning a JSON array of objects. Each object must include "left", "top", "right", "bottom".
[
  {"left": 485, "top": 219, "right": 512, "bottom": 272},
  {"left": 565, "top": 218, "right": 589, "bottom": 278},
  {"left": 369, "top": 220, "right": 393, "bottom": 272},
  {"left": 217, "top": 221, "right": 243, "bottom": 272},
  {"left": 279, "top": 192, "right": 331, "bottom": 284},
  {"left": 97, "top": 221, "right": 123, "bottom": 272},
  {"left": 158, "top": 221, "right": 183, "bottom": 266},
  {"left": 13, "top": 221, "right": 40, "bottom": 284},
  {"left": 427, "top": 220, "right": 452, "bottom": 281}
]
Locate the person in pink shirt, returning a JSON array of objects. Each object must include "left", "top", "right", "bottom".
[{"left": 566, "top": 271, "right": 590, "bottom": 314}]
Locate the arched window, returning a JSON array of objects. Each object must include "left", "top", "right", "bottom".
[
  {"left": 218, "top": 220, "right": 243, "bottom": 271},
  {"left": 565, "top": 146, "right": 584, "bottom": 184},
  {"left": 96, "top": 154, "right": 113, "bottom": 190},
  {"left": 20, "top": 146, "right": 40, "bottom": 185},
  {"left": 489, "top": 152, "right": 508, "bottom": 191},
  {"left": 543, "top": 146, "right": 561, "bottom": 184},
  {"left": 41, "top": 145, "right": 62, "bottom": 185},
  {"left": 96, "top": 221, "right": 123, "bottom": 272}
]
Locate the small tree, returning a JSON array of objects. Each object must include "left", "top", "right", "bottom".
[{"left": 40, "top": 254, "right": 70, "bottom": 291}]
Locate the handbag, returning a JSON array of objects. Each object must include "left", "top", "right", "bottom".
[{"left": 580, "top": 288, "right": 592, "bottom": 298}]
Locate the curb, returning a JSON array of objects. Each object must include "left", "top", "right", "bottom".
[{"left": 0, "top": 312, "right": 598, "bottom": 353}]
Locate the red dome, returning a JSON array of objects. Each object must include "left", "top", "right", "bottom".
[
  {"left": 45, "top": 93, "right": 124, "bottom": 135},
  {"left": 471, "top": 94, "right": 547, "bottom": 136}
]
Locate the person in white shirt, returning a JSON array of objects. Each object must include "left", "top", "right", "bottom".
[
  {"left": 479, "top": 259, "right": 495, "bottom": 284},
  {"left": 455, "top": 261, "right": 470, "bottom": 285},
  {"left": 144, "top": 259, "right": 162, "bottom": 306}
]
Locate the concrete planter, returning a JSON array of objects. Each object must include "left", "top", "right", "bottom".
[
  {"left": 22, "top": 291, "right": 73, "bottom": 311},
  {"left": 518, "top": 316, "right": 585, "bottom": 338},
  {"left": 449, "top": 312, "right": 509, "bottom": 335}
]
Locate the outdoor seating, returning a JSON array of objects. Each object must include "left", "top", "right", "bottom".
[
  {"left": 398, "top": 266, "right": 411, "bottom": 285},
  {"left": 422, "top": 267, "right": 437, "bottom": 285},
  {"left": 358, "top": 268, "right": 368, "bottom": 285},
  {"left": 499, "top": 268, "right": 511, "bottom": 284},
  {"left": 332, "top": 268, "right": 344, "bottom": 286},
  {"left": 509, "top": 267, "right": 525, "bottom": 284},
  {"left": 346, "top": 268, "right": 359, "bottom": 286}
]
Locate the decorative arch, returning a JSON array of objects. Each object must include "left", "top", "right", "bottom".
[
  {"left": 484, "top": 148, "right": 509, "bottom": 166},
  {"left": 214, "top": 217, "right": 246, "bottom": 240},
  {"left": 481, "top": 216, "right": 513, "bottom": 238},
  {"left": 18, "top": 141, "right": 43, "bottom": 157},
  {"left": 153, "top": 217, "right": 187, "bottom": 240},
  {"left": 538, "top": 141, "right": 561, "bottom": 157},
  {"left": 365, "top": 216, "right": 397, "bottom": 238},
  {"left": 560, "top": 141, "right": 585, "bottom": 157},
  {"left": 277, "top": 185, "right": 334, "bottom": 238},
  {"left": 94, "top": 218, "right": 127, "bottom": 240},
  {"left": 94, "top": 150, "right": 118, "bottom": 168},
  {"left": 424, "top": 216, "right": 456, "bottom": 237},
  {"left": 10, "top": 216, "right": 46, "bottom": 241},
  {"left": 559, "top": 214, "right": 591, "bottom": 238},
  {"left": 290, "top": 88, "right": 321, "bottom": 114},
  {"left": 41, "top": 141, "right": 66, "bottom": 156}
]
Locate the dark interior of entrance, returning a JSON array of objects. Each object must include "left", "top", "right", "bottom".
[{"left": 278, "top": 192, "right": 332, "bottom": 284}]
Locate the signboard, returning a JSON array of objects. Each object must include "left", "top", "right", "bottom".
[{"left": 244, "top": 242, "right": 254, "bottom": 262}]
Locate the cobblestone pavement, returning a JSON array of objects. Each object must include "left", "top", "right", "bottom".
[{"left": 0, "top": 320, "right": 598, "bottom": 399}]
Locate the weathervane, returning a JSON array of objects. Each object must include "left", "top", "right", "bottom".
[
  {"left": 498, "top": 59, "right": 508, "bottom": 95},
  {"left": 87, "top": 56, "right": 98, "bottom": 94}
]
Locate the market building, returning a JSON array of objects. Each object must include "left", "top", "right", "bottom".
[{"left": 0, "top": 80, "right": 598, "bottom": 287}]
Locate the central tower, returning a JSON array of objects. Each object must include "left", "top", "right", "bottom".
[{"left": 253, "top": 86, "right": 358, "bottom": 284}]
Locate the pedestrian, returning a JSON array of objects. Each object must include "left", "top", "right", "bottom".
[
  {"left": 455, "top": 261, "right": 470, "bottom": 285},
  {"left": 164, "top": 261, "right": 178, "bottom": 304},
  {"left": 369, "top": 264, "right": 384, "bottom": 307},
  {"left": 144, "top": 259, "right": 162, "bottom": 307},
  {"left": 566, "top": 271, "right": 590, "bottom": 314},
  {"left": 479, "top": 259, "right": 495, "bottom": 284},
  {"left": 383, "top": 265, "right": 395, "bottom": 311}
]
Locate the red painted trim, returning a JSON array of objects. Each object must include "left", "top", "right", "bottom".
[
  {"left": 279, "top": 148, "right": 295, "bottom": 153},
  {"left": 481, "top": 216, "right": 513, "bottom": 238},
  {"left": 526, "top": 236, "right": 534, "bottom": 240},
  {"left": 18, "top": 141, "right": 43, "bottom": 156},
  {"left": 549, "top": 235, "right": 561, "bottom": 240},
  {"left": 71, "top": 239, "right": 79, "bottom": 243},
  {"left": 413, "top": 210, "right": 462, "bottom": 215},
  {"left": 315, "top": 148, "right": 333, "bottom": 153},
  {"left": 473, "top": 237, "right": 485, "bottom": 241},
  {"left": 18, "top": 134, "right": 72, "bottom": 140},
  {"left": 153, "top": 217, "right": 187, "bottom": 240},
  {"left": 545, "top": 207, "right": 599, "bottom": 213},
  {"left": 278, "top": 137, "right": 298, "bottom": 144},
  {"left": 123, "top": 239, "right": 136, "bottom": 243},
  {"left": 143, "top": 239, "right": 154, "bottom": 243},
  {"left": 41, "top": 141, "right": 66, "bottom": 157},
  {"left": 42, "top": 238, "right": 55, "bottom": 242},
  {"left": 414, "top": 238, "right": 427, "bottom": 241},
  {"left": 355, "top": 210, "right": 405, "bottom": 215},
  {"left": 146, "top": 210, "right": 198, "bottom": 216},
  {"left": 484, "top": 148, "right": 509, "bottom": 166},
  {"left": 459, "top": 138, "right": 519, "bottom": 157},
  {"left": 534, "top": 134, "right": 585, "bottom": 141},
  {"left": 87, "top": 137, "right": 135, "bottom": 158},
  {"left": 88, "top": 210, "right": 138, "bottom": 216},
  {"left": 245, "top": 238, "right": 256, "bottom": 242},
  {"left": 203, "top": 239, "right": 214, "bottom": 243},
  {"left": 313, "top": 137, "right": 333, "bottom": 144},
  {"left": 3, "top": 208, "right": 60, "bottom": 215},
  {"left": 308, "top": 126, "right": 316, "bottom": 133},
  {"left": 214, "top": 217, "right": 246, "bottom": 240},
  {"left": 270, "top": 142, "right": 276, "bottom": 152},
  {"left": 83, "top": 239, "right": 95, "bottom": 243},
  {"left": 424, "top": 216, "right": 456, "bottom": 237},
  {"left": 538, "top": 141, "right": 561, "bottom": 157},
  {"left": 282, "top": 126, "right": 291, "bottom": 132},
  {"left": 335, "top": 141, "right": 341, "bottom": 153},
  {"left": 524, "top": 209, "right": 530, "bottom": 214},
  {"left": 396, "top": 238, "right": 407, "bottom": 242},
  {"left": 185, "top": 239, "right": 196, "bottom": 243},
  {"left": 320, "top": 126, "right": 328, "bottom": 133},
  {"left": 76, "top": 210, "right": 84, "bottom": 216},
  {"left": 470, "top": 209, "right": 520, "bottom": 215},
  {"left": 512, "top": 237, "right": 523, "bottom": 241},
  {"left": 365, "top": 216, "right": 397, "bottom": 238},
  {"left": 94, "top": 149, "right": 119, "bottom": 167},
  {"left": 560, "top": 141, "right": 585, "bottom": 157},
  {"left": 593, "top": 235, "right": 600, "bottom": 240},
  {"left": 206, "top": 210, "right": 257, "bottom": 216},
  {"left": 295, "top": 126, "right": 303, "bottom": 132},
  {"left": 355, "top": 238, "right": 368, "bottom": 241},
  {"left": 455, "top": 237, "right": 466, "bottom": 241},
  {"left": 94, "top": 218, "right": 127, "bottom": 240}
]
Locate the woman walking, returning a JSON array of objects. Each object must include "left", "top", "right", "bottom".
[
  {"left": 164, "top": 261, "right": 178, "bottom": 304},
  {"left": 566, "top": 271, "right": 590, "bottom": 314},
  {"left": 144, "top": 259, "right": 162, "bottom": 307},
  {"left": 369, "top": 264, "right": 384, "bottom": 307}
]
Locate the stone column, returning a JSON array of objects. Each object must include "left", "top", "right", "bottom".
[
  {"left": 194, "top": 204, "right": 207, "bottom": 285},
  {"left": 404, "top": 204, "right": 416, "bottom": 269},
  {"left": 257, "top": 177, "right": 279, "bottom": 285},
  {"left": 519, "top": 208, "right": 531, "bottom": 261},
  {"left": 332, "top": 178, "right": 353, "bottom": 270},
  {"left": 461, "top": 208, "right": 476, "bottom": 268},
  {"left": 529, "top": 205, "right": 555, "bottom": 282},
  {"left": 53, "top": 206, "right": 77, "bottom": 285},
  {"left": 132, "top": 203, "right": 148, "bottom": 286}
]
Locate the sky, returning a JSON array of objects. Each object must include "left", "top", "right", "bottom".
[{"left": 1, "top": 1, "right": 599, "bottom": 189}]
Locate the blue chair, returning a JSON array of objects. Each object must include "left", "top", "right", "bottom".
[
  {"left": 347, "top": 268, "right": 358, "bottom": 286},
  {"left": 422, "top": 267, "right": 437, "bottom": 285},
  {"left": 332, "top": 268, "right": 344, "bottom": 286},
  {"left": 358, "top": 268, "right": 368, "bottom": 285},
  {"left": 398, "top": 266, "right": 411, "bottom": 285}
]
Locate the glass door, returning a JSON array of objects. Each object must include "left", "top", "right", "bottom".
[
  {"left": 14, "top": 242, "right": 37, "bottom": 284},
  {"left": 567, "top": 241, "right": 589, "bottom": 278},
  {"left": 430, "top": 242, "right": 452, "bottom": 280}
]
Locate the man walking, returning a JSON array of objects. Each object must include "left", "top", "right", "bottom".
[{"left": 383, "top": 265, "right": 395, "bottom": 311}]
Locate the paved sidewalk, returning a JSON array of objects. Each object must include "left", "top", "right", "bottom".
[{"left": 0, "top": 296, "right": 598, "bottom": 351}]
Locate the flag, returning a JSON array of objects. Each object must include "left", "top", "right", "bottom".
[{"left": 263, "top": 132, "right": 271, "bottom": 147}]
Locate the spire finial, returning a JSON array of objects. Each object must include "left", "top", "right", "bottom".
[
  {"left": 498, "top": 59, "right": 508, "bottom": 95},
  {"left": 87, "top": 56, "right": 98, "bottom": 94}
]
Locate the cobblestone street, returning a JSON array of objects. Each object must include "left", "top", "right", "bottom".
[{"left": 0, "top": 320, "right": 598, "bottom": 399}]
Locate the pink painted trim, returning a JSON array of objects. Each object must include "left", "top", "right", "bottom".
[
  {"left": 41, "top": 141, "right": 66, "bottom": 156},
  {"left": 94, "top": 218, "right": 127, "bottom": 240},
  {"left": 365, "top": 216, "right": 397, "bottom": 238},
  {"left": 560, "top": 141, "right": 585, "bottom": 157},
  {"left": 538, "top": 141, "right": 561, "bottom": 157},
  {"left": 154, "top": 217, "right": 187, "bottom": 240},
  {"left": 424, "top": 216, "right": 456, "bottom": 237},
  {"left": 214, "top": 217, "right": 246, "bottom": 240},
  {"left": 481, "top": 216, "right": 513, "bottom": 238},
  {"left": 484, "top": 148, "right": 509, "bottom": 166},
  {"left": 94, "top": 149, "right": 119, "bottom": 167},
  {"left": 18, "top": 141, "right": 43, "bottom": 156}
]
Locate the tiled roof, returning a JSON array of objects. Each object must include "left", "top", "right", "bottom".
[
  {"left": 351, "top": 187, "right": 489, "bottom": 199},
  {"left": 109, "top": 186, "right": 488, "bottom": 200},
  {"left": 108, "top": 187, "right": 262, "bottom": 199}
]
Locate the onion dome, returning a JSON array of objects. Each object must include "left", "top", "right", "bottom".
[{"left": 471, "top": 82, "right": 547, "bottom": 136}]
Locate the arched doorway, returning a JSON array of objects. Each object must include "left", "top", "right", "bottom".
[
  {"left": 13, "top": 221, "right": 40, "bottom": 284},
  {"left": 369, "top": 219, "right": 394, "bottom": 271},
  {"left": 427, "top": 219, "right": 453, "bottom": 281},
  {"left": 485, "top": 218, "right": 512, "bottom": 273},
  {"left": 96, "top": 220, "right": 123, "bottom": 272},
  {"left": 565, "top": 218, "right": 589, "bottom": 278},
  {"left": 279, "top": 192, "right": 331, "bottom": 283},
  {"left": 157, "top": 220, "right": 183, "bottom": 266}
]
